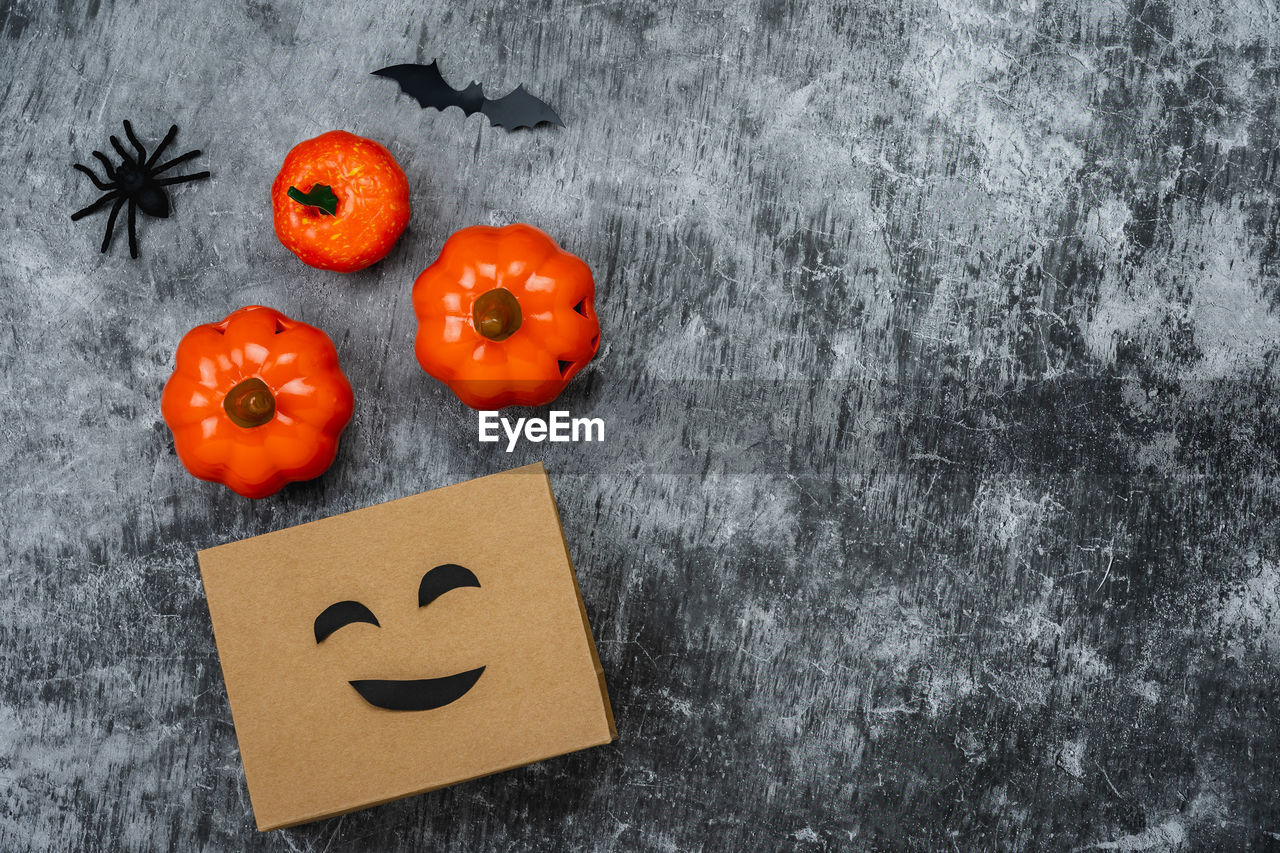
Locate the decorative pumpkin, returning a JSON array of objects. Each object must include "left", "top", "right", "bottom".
[
  {"left": 271, "top": 130, "right": 410, "bottom": 273},
  {"left": 412, "top": 223, "right": 600, "bottom": 409},
  {"left": 161, "top": 305, "right": 354, "bottom": 498}
]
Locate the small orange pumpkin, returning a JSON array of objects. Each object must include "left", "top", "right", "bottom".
[{"left": 271, "top": 130, "right": 410, "bottom": 273}]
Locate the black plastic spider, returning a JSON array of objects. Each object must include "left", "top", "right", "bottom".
[{"left": 70, "top": 121, "right": 210, "bottom": 259}]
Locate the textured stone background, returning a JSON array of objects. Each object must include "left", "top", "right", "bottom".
[{"left": 3, "top": 0, "right": 1280, "bottom": 849}]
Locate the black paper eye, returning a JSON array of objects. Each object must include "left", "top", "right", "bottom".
[
  {"left": 418, "top": 564, "right": 481, "bottom": 608},
  {"left": 314, "top": 600, "right": 380, "bottom": 643}
]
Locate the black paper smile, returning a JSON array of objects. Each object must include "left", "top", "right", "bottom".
[
  {"left": 314, "top": 564, "right": 484, "bottom": 712},
  {"left": 348, "top": 667, "right": 486, "bottom": 711}
]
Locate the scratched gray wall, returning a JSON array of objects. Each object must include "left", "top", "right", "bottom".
[{"left": 3, "top": 0, "right": 1280, "bottom": 849}]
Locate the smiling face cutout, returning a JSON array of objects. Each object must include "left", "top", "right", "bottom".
[
  {"left": 314, "top": 564, "right": 486, "bottom": 711},
  {"left": 197, "top": 464, "right": 615, "bottom": 832}
]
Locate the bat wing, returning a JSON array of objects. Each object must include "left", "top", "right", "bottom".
[
  {"left": 372, "top": 61, "right": 485, "bottom": 116},
  {"left": 481, "top": 85, "right": 564, "bottom": 130}
]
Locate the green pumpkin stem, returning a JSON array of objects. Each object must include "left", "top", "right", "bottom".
[{"left": 287, "top": 184, "right": 339, "bottom": 216}]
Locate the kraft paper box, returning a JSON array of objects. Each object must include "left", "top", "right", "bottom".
[{"left": 197, "top": 463, "right": 616, "bottom": 831}]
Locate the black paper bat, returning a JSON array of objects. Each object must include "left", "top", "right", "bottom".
[{"left": 372, "top": 61, "right": 564, "bottom": 130}]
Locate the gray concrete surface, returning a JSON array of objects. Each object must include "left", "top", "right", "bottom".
[{"left": 3, "top": 0, "right": 1280, "bottom": 849}]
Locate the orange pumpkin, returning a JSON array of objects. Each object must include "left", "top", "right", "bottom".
[
  {"left": 412, "top": 224, "right": 600, "bottom": 409},
  {"left": 271, "top": 130, "right": 410, "bottom": 273},
  {"left": 161, "top": 306, "right": 354, "bottom": 498}
]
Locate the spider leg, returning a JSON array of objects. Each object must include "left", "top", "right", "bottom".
[
  {"left": 73, "top": 163, "right": 114, "bottom": 191},
  {"left": 154, "top": 171, "right": 211, "bottom": 187},
  {"left": 146, "top": 125, "right": 178, "bottom": 168},
  {"left": 71, "top": 190, "right": 121, "bottom": 220},
  {"left": 122, "top": 119, "right": 147, "bottom": 163},
  {"left": 100, "top": 196, "right": 125, "bottom": 253},
  {"left": 153, "top": 149, "right": 204, "bottom": 175},
  {"left": 127, "top": 198, "right": 139, "bottom": 259},
  {"left": 91, "top": 151, "right": 117, "bottom": 179},
  {"left": 109, "top": 135, "right": 135, "bottom": 166}
]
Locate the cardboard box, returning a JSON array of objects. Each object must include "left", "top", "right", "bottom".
[{"left": 197, "top": 463, "right": 616, "bottom": 830}]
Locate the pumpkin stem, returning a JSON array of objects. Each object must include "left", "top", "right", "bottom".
[
  {"left": 472, "top": 288, "right": 522, "bottom": 341},
  {"left": 287, "top": 184, "right": 339, "bottom": 216},
  {"left": 224, "top": 378, "right": 276, "bottom": 428}
]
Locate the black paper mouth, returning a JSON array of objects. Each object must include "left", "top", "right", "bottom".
[{"left": 348, "top": 666, "right": 485, "bottom": 711}]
